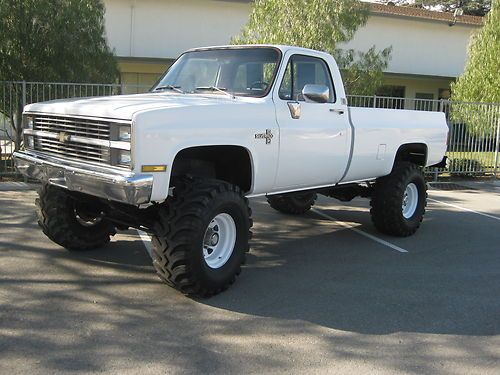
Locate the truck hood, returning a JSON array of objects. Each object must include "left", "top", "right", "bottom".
[{"left": 24, "top": 93, "right": 239, "bottom": 120}]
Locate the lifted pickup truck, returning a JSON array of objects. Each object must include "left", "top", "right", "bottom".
[{"left": 14, "top": 45, "right": 448, "bottom": 296}]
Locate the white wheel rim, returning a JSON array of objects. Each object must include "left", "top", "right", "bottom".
[
  {"left": 202, "top": 213, "right": 236, "bottom": 269},
  {"left": 402, "top": 183, "right": 419, "bottom": 219}
]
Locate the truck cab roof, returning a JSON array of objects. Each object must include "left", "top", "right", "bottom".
[{"left": 186, "top": 44, "right": 333, "bottom": 60}]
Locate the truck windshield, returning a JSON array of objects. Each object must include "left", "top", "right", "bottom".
[{"left": 152, "top": 47, "right": 281, "bottom": 98}]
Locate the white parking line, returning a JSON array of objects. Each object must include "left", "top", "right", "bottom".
[
  {"left": 311, "top": 208, "right": 409, "bottom": 253},
  {"left": 137, "top": 202, "right": 408, "bottom": 256},
  {"left": 428, "top": 198, "right": 500, "bottom": 222},
  {"left": 137, "top": 230, "right": 153, "bottom": 259}
]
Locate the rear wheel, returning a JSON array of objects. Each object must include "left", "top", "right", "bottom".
[
  {"left": 151, "top": 178, "right": 252, "bottom": 297},
  {"left": 36, "top": 184, "right": 116, "bottom": 250},
  {"left": 370, "top": 162, "right": 427, "bottom": 237},
  {"left": 267, "top": 193, "right": 317, "bottom": 215}
]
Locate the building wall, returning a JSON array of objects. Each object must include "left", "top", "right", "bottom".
[
  {"left": 375, "top": 75, "right": 453, "bottom": 110},
  {"left": 118, "top": 59, "right": 173, "bottom": 93},
  {"left": 383, "top": 75, "right": 453, "bottom": 100},
  {"left": 105, "top": 0, "right": 250, "bottom": 59},
  {"left": 340, "top": 14, "right": 479, "bottom": 78},
  {"left": 103, "top": 0, "right": 479, "bottom": 97}
]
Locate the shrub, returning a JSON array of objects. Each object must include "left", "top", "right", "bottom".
[{"left": 448, "top": 158, "right": 485, "bottom": 177}]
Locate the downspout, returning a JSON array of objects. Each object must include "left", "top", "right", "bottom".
[{"left": 129, "top": 0, "right": 136, "bottom": 56}]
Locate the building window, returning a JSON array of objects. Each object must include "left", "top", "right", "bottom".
[
  {"left": 415, "top": 92, "right": 435, "bottom": 111},
  {"left": 375, "top": 85, "right": 405, "bottom": 109}
]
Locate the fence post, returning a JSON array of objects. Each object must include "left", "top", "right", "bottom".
[
  {"left": 21, "top": 81, "right": 27, "bottom": 182},
  {"left": 21, "top": 81, "right": 26, "bottom": 109},
  {"left": 494, "top": 117, "right": 500, "bottom": 179},
  {"left": 372, "top": 95, "right": 377, "bottom": 108}
]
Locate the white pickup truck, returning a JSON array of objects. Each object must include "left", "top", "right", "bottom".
[{"left": 14, "top": 45, "right": 448, "bottom": 296}]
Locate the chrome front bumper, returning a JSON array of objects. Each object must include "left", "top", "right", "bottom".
[{"left": 13, "top": 151, "right": 153, "bottom": 205}]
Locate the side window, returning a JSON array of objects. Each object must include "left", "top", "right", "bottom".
[
  {"left": 278, "top": 62, "right": 292, "bottom": 99},
  {"left": 278, "top": 55, "right": 336, "bottom": 103}
]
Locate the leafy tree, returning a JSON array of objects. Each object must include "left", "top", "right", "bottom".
[
  {"left": 0, "top": 0, "right": 118, "bottom": 82},
  {"left": 451, "top": 0, "right": 499, "bottom": 134},
  {"left": 232, "top": 0, "right": 392, "bottom": 96},
  {"left": 0, "top": 0, "right": 119, "bottom": 152},
  {"left": 385, "top": 1, "right": 491, "bottom": 17}
]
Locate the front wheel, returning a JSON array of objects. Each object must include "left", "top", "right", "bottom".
[
  {"left": 370, "top": 162, "right": 427, "bottom": 237},
  {"left": 36, "top": 184, "right": 116, "bottom": 250},
  {"left": 151, "top": 178, "right": 252, "bottom": 297}
]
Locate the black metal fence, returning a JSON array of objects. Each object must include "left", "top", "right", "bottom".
[
  {"left": 0, "top": 81, "right": 149, "bottom": 175},
  {"left": 348, "top": 95, "right": 500, "bottom": 177},
  {"left": 1, "top": 82, "right": 499, "bottom": 178}
]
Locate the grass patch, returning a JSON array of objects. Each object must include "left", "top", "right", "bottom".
[{"left": 446, "top": 151, "right": 498, "bottom": 169}]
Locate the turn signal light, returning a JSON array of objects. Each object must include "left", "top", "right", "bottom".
[{"left": 141, "top": 165, "right": 167, "bottom": 172}]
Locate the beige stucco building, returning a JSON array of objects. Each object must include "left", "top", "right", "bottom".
[{"left": 103, "top": 0, "right": 483, "bottom": 101}]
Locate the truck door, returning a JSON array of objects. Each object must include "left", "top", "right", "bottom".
[{"left": 273, "top": 54, "right": 351, "bottom": 190}]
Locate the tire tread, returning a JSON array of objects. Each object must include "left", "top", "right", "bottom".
[
  {"left": 152, "top": 178, "right": 252, "bottom": 297},
  {"left": 36, "top": 184, "right": 116, "bottom": 251},
  {"left": 370, "top": 162, "right": 427, "bottom": 237}
]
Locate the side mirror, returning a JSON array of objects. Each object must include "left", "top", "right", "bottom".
[{"left": 302, "top": 84, "right": 330, "bottom": 103}]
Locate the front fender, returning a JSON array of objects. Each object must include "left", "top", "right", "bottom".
[{"left": 130, "top": 99, "right": 279, "bottom": 202}]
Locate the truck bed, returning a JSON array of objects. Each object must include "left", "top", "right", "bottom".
[{"left": 341, "top": 107, "right": 448, "bottom": 183}]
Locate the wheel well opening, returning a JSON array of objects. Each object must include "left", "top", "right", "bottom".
[
  {"left": 171, "top": 146, "right": 252, "bottom": 193},
  {"left": 395, "top": 143, "right": 428, "bottom": 167}
]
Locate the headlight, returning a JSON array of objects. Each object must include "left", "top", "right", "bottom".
[
  {"left": 118, "top": 150, "right": 131, "bottom": 166},
  {"left": 110, "top": 124, "right": 132, "bottom": 168},
  {"left": 23, "top": 116, "right": 34, "bottom": 129},
  {"left": 25, "top": 135, "right": 34, "bottom": 148},
  {"left": 23, "top": 116, "right": 34, "bottom": 149},
  {"left": 118, "top": 126, "right": 131, "bottom": 141}
]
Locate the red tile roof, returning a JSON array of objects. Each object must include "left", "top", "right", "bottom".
[{"left": 370, "top": 3, "right": 484, "bottom": 26}]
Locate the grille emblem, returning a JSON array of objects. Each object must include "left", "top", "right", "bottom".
[{"left": 58, "top": 132, "right": 70, "bottom": 143}]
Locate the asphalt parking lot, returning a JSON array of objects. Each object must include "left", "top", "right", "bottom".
[{"left": 0, "top": 181, "right": 499, "bottom": 374}]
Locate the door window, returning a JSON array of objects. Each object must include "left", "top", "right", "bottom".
[{"left": 279, "top": 55, "right": 336, "bottom": 102}]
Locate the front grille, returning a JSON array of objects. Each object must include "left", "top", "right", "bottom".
[
  {"left": 30, "top": 114, "right": 128, "bottom": 165},
  {"left": 33, "top": 115, "right": 111, "bottom": 140},
  {"left": 34, "top": 137, "right": 111, "bottom": 164}
]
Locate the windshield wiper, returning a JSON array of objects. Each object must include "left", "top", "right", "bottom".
[
  {"left": 154, "top": 85, "right": 185, "bottom": 94},
  {"left": 194, "top": 86, "right": 234, "bottom": 99}
]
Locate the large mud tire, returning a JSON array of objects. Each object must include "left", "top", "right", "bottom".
[
  {"left": 370, "top": 162, "right": 427, "bottom": 237},
  {"left": 267, "top": 193, "right": 317, "bottom": 215},
  {"left": 36, "top": 184, "right": 116, "bottom": 250},
  {"left": 151, "top": 178, "right": 252, "bottom": 297}
]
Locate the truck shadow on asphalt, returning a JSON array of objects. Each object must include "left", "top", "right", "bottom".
[
  {"left": 201, "top": 201, "right": 500, "bottom": 337},
  {"left": 2, "top": 192, "right": 498, "bottom": 339},
  {"left": 1, "top": 191, "right": 499, "bottom": 374}
]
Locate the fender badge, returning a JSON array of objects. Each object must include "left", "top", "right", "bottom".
[{"left": 255, "top": 129, "right": 274, "bottom": 144}]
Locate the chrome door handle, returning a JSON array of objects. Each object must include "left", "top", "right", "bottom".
[
  {"left": 287, "top": 101, "right": 301, "bottom": 119},
  {"left": 330, "top": 108, "right": 345, "bottom": 115}
]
